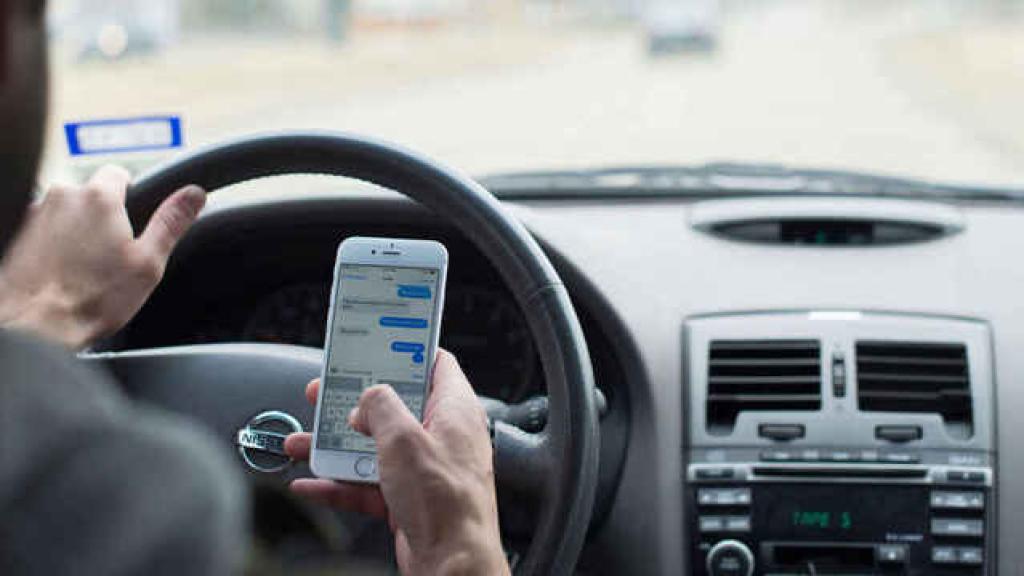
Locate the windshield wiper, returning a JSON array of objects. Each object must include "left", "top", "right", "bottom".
[{"left": 480, "top": 162, "right": 1024, "bottom": 202}]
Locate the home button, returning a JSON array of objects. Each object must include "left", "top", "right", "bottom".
[{"left": 355, "top": 456, "right": 376, "bottom": 477}]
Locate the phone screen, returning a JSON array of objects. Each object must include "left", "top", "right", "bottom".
[{"left": 317, "top": 263, "right": 441, "bottom": 453}]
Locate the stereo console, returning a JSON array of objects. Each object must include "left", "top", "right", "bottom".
[{"left": 685, "top": 312, "right": 995, "bottom": 576}]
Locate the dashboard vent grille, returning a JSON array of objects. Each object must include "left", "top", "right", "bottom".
[
  {"left": 856, "top": 341, "right": 972, "bottom": 439},
  {"left": 706, "top": 340, "right": 822, "bottom": 433}
]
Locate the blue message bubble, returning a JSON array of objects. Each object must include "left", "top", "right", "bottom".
[
  {"left": 380, "top": 316, "right": 428, "bottom": 329},
  {"left": 391, "top": 342, "right": 425, "bottom": 353},
  {"left": 397, "top": 285, "right": 432, "bottom": 299},
  {"left": 391, "top": 341, "right": 426, "bottom": 364}
]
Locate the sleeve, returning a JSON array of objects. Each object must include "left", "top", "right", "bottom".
[{"left": 0, "top": 331, "right": 249, "bottom": 576}]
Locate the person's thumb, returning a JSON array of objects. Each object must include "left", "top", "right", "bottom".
[
  {"left": 350, "top": 384, "right": 423, "bottom": 443},
  {"left": 138, "top": 185, "right": 206, "bottom": 262}
]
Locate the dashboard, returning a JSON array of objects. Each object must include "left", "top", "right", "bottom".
[
  {"left": 165, "top": 279, "right": 540, "bottom": 402},
  {"left": 121, "top": 205, "right": 551, "bottom": 403},
  {"left": 113, "top": 182, "right": 1024, "bottom": 575}
]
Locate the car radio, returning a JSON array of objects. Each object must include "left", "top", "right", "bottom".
[
  {"left": 684, "top": 313, "right": 996, "bottom": 576},
  {"left": 687, "top": 453, "right": 994, "bottom": 575}
]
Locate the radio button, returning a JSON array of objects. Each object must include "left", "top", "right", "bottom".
[
  {"left": 799, "top": 449, "right": 822, "bottom": 462},
  {"left": 958, "top": 547, "right": 984, "bottom": 566},
  {"left": 877, "top": 544, "right": 907, "bottom": 564},
  {"left": 881, "top": 452, "right": 920, "bottom": 464},
  {"left": 760, "top": 449, "right": 795, "bottom": 462},
  {"left": 696, "top": 467, "right": 736, "bottom": 480},
  {"left": 698, "top": 488, "right": 752, "bottom": 507},
  {"left": 932, "top": 518, "right": 984, "bottom": 538},
  {"left": 724, "top": 516, "right": 751, "bottom": 533},
  {"left": 932, "top": 547, "right": 958, "bottom": 564},
  {"left": 946, "top": 469, "right": 987, "bottom": 484},
  {"left": 858, "top": 449, "right": 880, "bottom": 462},
  {"left": 706, "top": 540, "right": 755, "bottom": 576},
  {"left": 825, "top": 450, "right": 856, "bottom": 462},
  {"left": 931, "top": 491, "right": 985, "bottom": 510},
  {"left": 699, "top": 516, "right": 726, "bottom": 533}
]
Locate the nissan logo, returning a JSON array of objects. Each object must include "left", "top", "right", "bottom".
[{"left": 236, "top": 410, "right": 303, "bottom": 473}]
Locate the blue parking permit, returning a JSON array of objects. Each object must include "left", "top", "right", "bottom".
[{"left": 64, "top": 115, "right": 183, "bottom": 157}]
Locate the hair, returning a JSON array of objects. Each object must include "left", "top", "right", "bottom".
[{"left": 0, "top": 0, "right": 47, "bottom": 252}]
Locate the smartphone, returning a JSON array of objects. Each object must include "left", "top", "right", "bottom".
[{"left": 311, "top": 236, "right": 448, "bottom": 483}]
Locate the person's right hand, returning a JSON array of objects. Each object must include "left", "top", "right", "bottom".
[{"left": 284, "top": 350, "right": 510, "bottom": 576}]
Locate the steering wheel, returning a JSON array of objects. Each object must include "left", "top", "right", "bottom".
[{"left": 90, "top": 132, "right": 599, "bottom": 575}]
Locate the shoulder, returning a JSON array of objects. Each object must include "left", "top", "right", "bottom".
[
  {"left": 0, "top": 330, "right": 126, "bottom": 494},
  {"left": 0, "top": 329, "right": 123, "bottom": 419},
  {"left": 0, "top": 331, "right": 249, "bottom": 575}
]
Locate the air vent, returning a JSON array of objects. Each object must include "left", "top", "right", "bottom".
[
  {"left": 856, "top": 341, "right": 972, "bottom": 439},
  {"left": 690, "top": 197, "right": 965, "bottom": 246},
  {"left": 711, "top": 219, "right": 946, "bottom": 246},
  {"left": 706, "top": 340, "right": 822, "bottom": 434}
]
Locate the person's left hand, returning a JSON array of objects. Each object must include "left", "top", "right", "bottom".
[{"left": 0, "top": 165, "right": 205, "bottom": 349}]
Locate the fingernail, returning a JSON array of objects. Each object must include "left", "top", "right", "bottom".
[{"left": 181, "top": 185, "right": 206, "bottom": 215}]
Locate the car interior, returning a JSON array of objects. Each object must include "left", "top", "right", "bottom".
[
  {"left": 44, "top": 1, "right": 1024, "bottom": 574},
  {"left": 79, "top": 143, "right": 1012, "bottom": 576}
]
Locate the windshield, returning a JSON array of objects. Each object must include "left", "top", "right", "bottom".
[{"left": 43, "top": 0, "right": 1024, "bottom": 189}]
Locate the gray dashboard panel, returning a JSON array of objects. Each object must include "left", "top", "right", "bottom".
[{"left": 504, "top": 197, "right": 1024, "bottom": 575}]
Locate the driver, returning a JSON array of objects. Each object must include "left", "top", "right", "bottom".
[{"left": 0, "top": 1, "right": 508, "bottom": 574}]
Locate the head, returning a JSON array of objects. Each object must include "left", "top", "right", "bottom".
[{"left": 0, "top": 0, "right": 47, "bottom": 251}]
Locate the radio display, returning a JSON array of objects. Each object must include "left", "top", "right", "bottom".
[
  {"left": 791, "top": 510, "right": 853, "bottom": 531},
  {"left": 757, "top": 484, "right": 927, "bottom": 539}
]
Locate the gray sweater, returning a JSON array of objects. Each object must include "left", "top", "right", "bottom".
[{"left": 0, "top": 330, "right": 247, "bottom": 575}]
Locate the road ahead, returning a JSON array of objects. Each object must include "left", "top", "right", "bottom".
[{"left": 48, "top": 0, "right": 1024, "bottom": 187}]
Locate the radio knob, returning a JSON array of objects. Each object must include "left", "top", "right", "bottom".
[{"left": 706, "top": 540, "right": 754, "bottom": 576}]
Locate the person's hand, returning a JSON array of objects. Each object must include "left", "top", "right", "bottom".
[
  {"left": 0, "top": 165, "right": 205, "bottom": 349},
  {"left": 284, "top": 350, "right": 510, "bottom": 576}
]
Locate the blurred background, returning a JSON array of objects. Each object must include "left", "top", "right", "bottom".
[{"left": 41, "top": 0, "right": 1024, "bottom": 188}]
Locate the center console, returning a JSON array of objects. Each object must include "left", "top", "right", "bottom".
[{"left": 684, "top": 312, "right": 996, "bottom": 576}]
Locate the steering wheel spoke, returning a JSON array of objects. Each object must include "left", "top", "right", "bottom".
[
  {"left": 492, "top": 421, "right": 552, "bottom": 495},
  {"left": 82, "top": 343, "right": 320, "bottom": 480}
]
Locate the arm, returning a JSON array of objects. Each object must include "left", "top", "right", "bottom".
[
  {"left": 0, "top": 331, "right": 247, "bottom": 576},
  {"left": 284, "top": 350, "right": 510, "bottom": 576},
  {"left": 0, "top": 165, "right": 204, "bottom": 350}
]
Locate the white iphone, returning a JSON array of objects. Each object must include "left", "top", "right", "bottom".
[{"left": 311, "top": 236, "right": 448, "bottom": 483}]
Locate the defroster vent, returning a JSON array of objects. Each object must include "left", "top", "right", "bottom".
[
  {"left": 856, "top": 341, "right": 972, "bottom": 439},
  {"left": 706, "top": 340, "right": 822, "bottom": 434}
]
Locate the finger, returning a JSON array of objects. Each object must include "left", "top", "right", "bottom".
[
  {"left": 305, "top": 378, "right": 320, "bottom": 406},
  {"left": 137, "top": 185, "right": 206, "bottom": 260},
  {"left": 425, "top": 349, "right": 481, "bottom": 417},
  {"left": 430, "top": 349, "right": 475, "bottom": 398},
  {"left": 85, "top": 165, "right": 132, "bottom": 204},
  {"left": 283, "top": 432, "right": 312, "bottom": 462},
  {"left": 350, "top": 385, "right": 422, "bottom": 442},
  {"left": 289, "top": 478, "right": 388, "bottom": 519}
]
